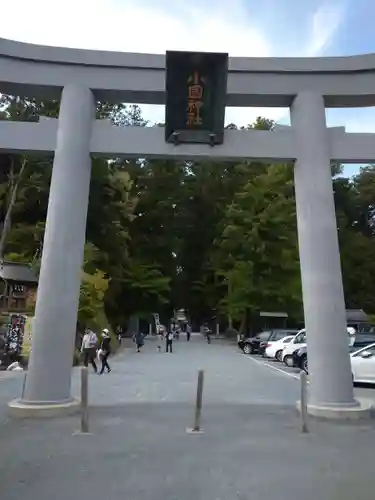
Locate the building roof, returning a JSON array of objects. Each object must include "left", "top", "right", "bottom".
[
  {"left": 259, "top": 309, "right": 369, "bottom": 322},
  {"left": 259, "top": 311, "right": 288, "bottom": 318},
  {"left": 0, "top": 261, "right": 38, "bottom": 284},
  {"left": 346, "top": 309, "right": 369, "bottom": 322}
]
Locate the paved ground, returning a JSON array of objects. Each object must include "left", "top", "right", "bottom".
[
  {"left": 253, "top": 350, "right": 375, "bottom": 406},
  {"left": 1, "top": 335, "right": 375, "bottom": 500}
]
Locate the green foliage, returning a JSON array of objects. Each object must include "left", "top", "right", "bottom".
[
  {"left": 104, "top": 260, "right": 171, "bottom": 327},
  {"left": 1, "top": 92, "right": 375, "bottom": 335},
  {"left": 336, "top": 165, "right": 375, "bottom": 313},
  {"left": 78, "top": 269, "right": 109, "bottom": 328},
  {"left": 213, "top": 164, "right": 301, "bottom": 328}
]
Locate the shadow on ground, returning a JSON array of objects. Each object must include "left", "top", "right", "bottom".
[
  {"left": 1, "top": 339, "right": 374, "bottom": 499},
  {"left": 1, "top": 402, "right": 375, "bottom": 500}
]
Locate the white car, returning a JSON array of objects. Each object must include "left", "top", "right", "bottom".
[
  {"left": 264, "top": 335, "right": 295, "bottom": 361},
  {"left": 351, "top": 343, "right": 375, "bottom": 384},
  {"left": 282, "top": 327, "right": 357, "bottom": 367},
  {"left": 281, "top": 329, "right": 307, "bottom": 366}
]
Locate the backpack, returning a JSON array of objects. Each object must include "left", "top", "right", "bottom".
[
  {"left": 88, "top": 332, "right": 97, "bottom": 347},
  {"left": 168, "top": 333, "right": 173, "bottom": 341}
]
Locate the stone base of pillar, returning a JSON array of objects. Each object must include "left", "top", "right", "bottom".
[
  {"left": 296, "top": 399, "right": 372, "bottom": 420},
  {"left": 8, "top": 397, "right": 80, "bottom": 418}
]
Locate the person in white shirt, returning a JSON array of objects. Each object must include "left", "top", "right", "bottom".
[
  {"left": 157, "top": 325, "right": 165, "bottom": 352},
  {"left": 81, "top": 329, "right": 98, "bottom": 373},
  {"left": 166, "top": 329, "right": 174, "bottom": 353}
]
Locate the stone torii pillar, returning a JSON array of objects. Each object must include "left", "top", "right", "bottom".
[
  {"left": 291, "top": 91, "right": 368, "bottom": 418},
  {"left": 9, "top": 85, "right": 95, "bottom": 416}
]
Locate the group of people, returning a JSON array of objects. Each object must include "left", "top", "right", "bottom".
[
  {"left": 155, "top": 323, "right": 213, "bottom": 352},
  {"left": 81, "top": 322, "right": 212, "bottom": 370},
  {"left": 80, "top": 328, "right": 112, "bottom": 374},
  {"left": 156, "top": 323, "right": 196, "bottom": 353},
  {"left": 131, "top": 323, "right": 193, "bottom": 355},
  {"left": 155, "top": 326, "right": 175, "bottom": 353}
]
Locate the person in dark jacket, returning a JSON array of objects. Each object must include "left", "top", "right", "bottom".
[
  {"left": 134, "top": 332, "right": 145, "bottom": 352},
  {"left": 186, "top": 324, "right": 192, "bottom": 342},
  {"left": 203, "top": 324, "right": 211, "bottom": 344},
  {"left": 99, "top": 328, "right": 112, "bottom": 374}
]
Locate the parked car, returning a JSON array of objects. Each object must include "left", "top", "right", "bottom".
[
  {"left": 264, "top": 335, "right": 296, "bottom": 360},
  {"left": 295, "top": 333, "right": 375, "bottom": 374},
  {"left": 281, "top": 327, "right": 357, "bottom": 367},
  {"left": 293, "top": 346, "right": 308, "bottom": 372},
  {"left": 350, "top": 334, "right": 375, "bottom": 352},
  {"left": 351, "top": 343, "right": 375, "bottom": 384},
  {"left": 238, "top": 329, "right": 299, "bottom": 355},
  {"left": 281, "top": 329, "right": 307, "bottom": 366}
]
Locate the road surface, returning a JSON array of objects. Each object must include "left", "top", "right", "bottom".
[{"left": 0, "top": 335, "right": 375, "bottom": 500}]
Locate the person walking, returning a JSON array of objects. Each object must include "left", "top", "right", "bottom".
[
  {"left": 99, "top": 328, "right": 112, "bottom": 374},
  {"left": 203, "top": 325, "right": 211, "bottom": 344},
  {"left": 157, "top": 326, "right": 165, "bottom": 353},
  {"left": 175, "top": 326, "right": 180, "bottom": 340},
  {"left": 166, "top": 329, "right": 174, "bottom": 353},
  {"left": 81, "top": 328, "right": 98, "bottom": 373},
  {"left": 116, "top": 331, "right": 122, "bottom": 346},
  {"left": 134, "top": 331, "right": 145, "bottom": 353},
  {"left": 186, "top": 324, "right": 191, "bottom": 342}
]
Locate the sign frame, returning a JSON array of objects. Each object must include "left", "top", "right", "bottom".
[{"left": 165, "top": 50, "right": 228, "bottom": 146}]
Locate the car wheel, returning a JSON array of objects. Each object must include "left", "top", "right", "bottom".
[
  {"left": 275, "top": 350, "right": 282, "bottom": 362},
  {"left": 301, "top": 356, "right": 308, "bottom": 374},
  {"left": 284, "top": 355, "right": 293, "bottom": 367},
  {"left": 243, "top": 344, "right": 253, "bottom": 355}
]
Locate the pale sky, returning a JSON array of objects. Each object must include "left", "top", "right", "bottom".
[{"left": 2, "top": 0, "right": 375, "bottom": 175}]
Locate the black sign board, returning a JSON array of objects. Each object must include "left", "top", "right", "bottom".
[{"left": 165, "top": 51, "right": 228, "bottom": 146}]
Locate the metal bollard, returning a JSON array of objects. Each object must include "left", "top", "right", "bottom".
[
  {"left": 81, "top": 367, "right": 89, "bottom": 433},
  {"left": 300, "top": 370, "right": 308, "bottom": 433},
  {"left": 21, "top": 372, "right": 27, "bottom": 399},
  {"left": 193, "top": 370, "right": 204, "bottom": 432}
]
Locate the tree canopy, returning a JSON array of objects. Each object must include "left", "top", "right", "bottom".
[{"left": 1, "top": 93, "right": 375, "bottom": 332}]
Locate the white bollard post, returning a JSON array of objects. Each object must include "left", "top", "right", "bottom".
[
  {"left": 21, "top": 372, "right": 27, "bottom": 399},
  {"left": 81, "top": 367, "right": 89, "bottom": 433},
  {"left": 300, "top": 370, "right": 308, "bottom": 433}
]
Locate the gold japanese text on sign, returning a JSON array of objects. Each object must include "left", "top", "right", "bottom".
[{"left": 187, "top": 71, "right": 204, "bottom": 127}]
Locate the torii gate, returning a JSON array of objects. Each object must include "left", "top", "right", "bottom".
[{"left": 1, "top": 37, "right": 374, "bottom": 419}]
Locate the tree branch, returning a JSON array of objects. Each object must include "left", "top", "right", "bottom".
[{"left": 0, "top": 157, "right": 28, "bottom": 260}]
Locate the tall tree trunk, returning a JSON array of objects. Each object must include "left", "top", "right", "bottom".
[
  {"left": 0, "top": 157, "right": 27, "bottom": 260},
  {"left": 239, "top": 313, "right": 246, "bottom": 334},
  {"left": 227, "top": 273, "right": 233, "bottom": 330},
  {"left": 228, "top": 315, "right": 233, "bottom": 329}
]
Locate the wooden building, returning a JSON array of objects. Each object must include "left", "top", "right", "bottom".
[{"left": 0, "top": 261, "right": 38, "bottom": 313}]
